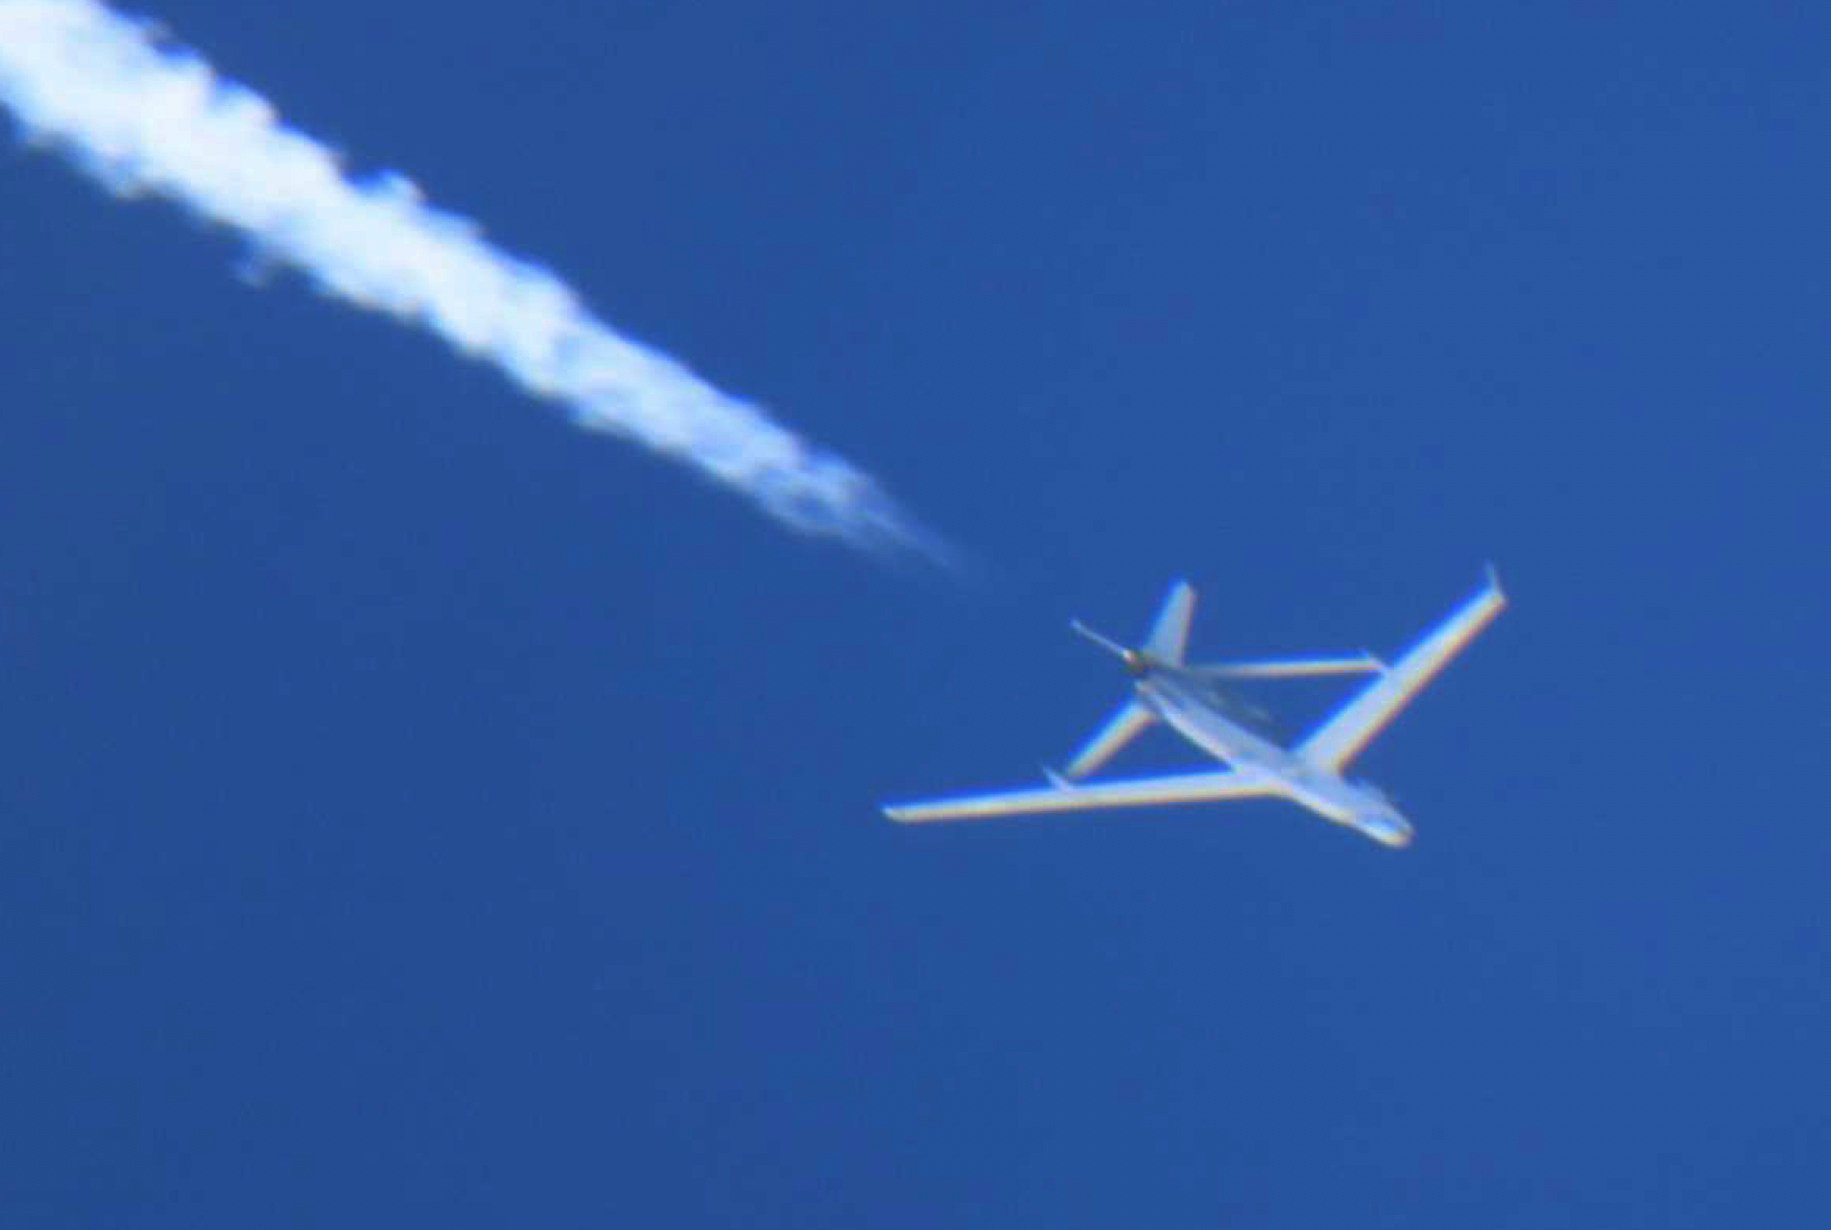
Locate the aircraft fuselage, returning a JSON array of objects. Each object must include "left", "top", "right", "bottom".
[{"left": 1139, "top": 665, "right": 1415, "bottom": 847}]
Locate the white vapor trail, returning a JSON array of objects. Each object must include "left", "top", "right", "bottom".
[{"left": 0, "top": 0, "right": 938, "bottom": 556}]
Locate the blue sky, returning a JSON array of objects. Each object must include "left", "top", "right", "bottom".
[{"left": 2, "top": 2, "right": 1828, "bottom": 1225}]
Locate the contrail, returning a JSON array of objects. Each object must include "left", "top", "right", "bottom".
[{"left": 0, "top": 0, "right": 940, "bottom": 557}]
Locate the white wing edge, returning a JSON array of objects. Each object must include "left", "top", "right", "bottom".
[
  {"left": 1296, "top": 569, "right": 1507, "bottom": 772},
  {"left": 884, "top": 768, "right": 1275, "bottom": 825}
]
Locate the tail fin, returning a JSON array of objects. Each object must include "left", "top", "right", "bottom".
[{"left": 1143, "top": 581, "right": 1197, "bottom": 664}]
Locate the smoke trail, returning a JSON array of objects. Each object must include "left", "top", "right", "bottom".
[{"left": 0, "top": 0, "right": 940, "bottom": 557}]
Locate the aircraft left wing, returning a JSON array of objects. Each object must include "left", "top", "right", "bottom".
[
  {"left": 884, "top": 768, "right": 1275, "bottom": 824},
  {"left": 1297, "top": 569, "right": 1507, "bottom": 772}
]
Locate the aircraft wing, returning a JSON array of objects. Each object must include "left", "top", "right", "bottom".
[
  {"left": 884, "top": 768, "right": 1275, "bottom": 824},
  {"left": 1296, "top": 570, "right": 1507, "bottom": 772}
]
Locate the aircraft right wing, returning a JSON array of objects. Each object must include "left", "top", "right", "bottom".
[
  {"left": 884, "top": 768, "right": 1275, "bottom": 825},
  {"left": 1296, "top": 569, "right": 1507, "bottom": 773}
]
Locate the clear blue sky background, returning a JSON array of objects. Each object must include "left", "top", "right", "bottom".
[{"left": 3, "top": 2, "right": 1827, "bottom": 1225}]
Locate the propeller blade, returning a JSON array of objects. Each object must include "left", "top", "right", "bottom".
[{"left": 1070, "top": 620, "right": 1131, "bottom": 661}]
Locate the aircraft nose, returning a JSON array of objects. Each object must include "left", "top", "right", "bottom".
[{"left": 1361, "top": 811, "right": 1414, "bottom": 848}]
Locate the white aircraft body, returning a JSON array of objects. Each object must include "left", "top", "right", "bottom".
[{"left": 884, "top": 571, "right": 1506, "bottom": 847}]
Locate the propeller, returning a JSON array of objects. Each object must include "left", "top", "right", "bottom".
[{"left": 1070, "top": 620, "right": 1145, "bottom": 674}]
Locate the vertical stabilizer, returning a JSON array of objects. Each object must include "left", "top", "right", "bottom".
[{"left": 1143, "top": 581, "right": 1197, "bottom": 664}]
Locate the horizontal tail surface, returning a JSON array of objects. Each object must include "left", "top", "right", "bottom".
[
  {"left": 1196, "top": 654, "right": 1383, "bottom": 680},
  {"left": 1143, "top": 581, "right": 1197, "bottom": 664}
]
